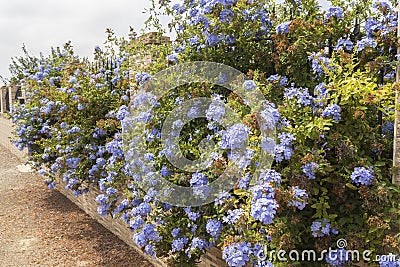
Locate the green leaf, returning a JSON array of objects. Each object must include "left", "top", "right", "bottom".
[{"left": 346, "top": 183, "right": 358, "bottom": 190}]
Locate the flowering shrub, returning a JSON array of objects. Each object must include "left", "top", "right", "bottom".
[{"left": 11, "top": 0, "right": 400, "bottom": 267}]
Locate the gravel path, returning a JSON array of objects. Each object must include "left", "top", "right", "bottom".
[{"left": 0, "top": 144, "right": 154, "bottom": 267}]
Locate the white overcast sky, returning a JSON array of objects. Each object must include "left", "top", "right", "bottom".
[{"left": 0, "top": 0, "right": 329, "bottom": 84}]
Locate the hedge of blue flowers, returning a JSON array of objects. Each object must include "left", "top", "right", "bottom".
[{"left": 11, "top": 0, "right": 400, "bottom": 266}]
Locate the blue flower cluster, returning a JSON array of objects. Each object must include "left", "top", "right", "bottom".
[
  {"left": 302, "top": 162, "right": 319, "bottom": 180},
  {"left": 379, "top": 255, "right": 400, "bottom": 267},
  {"left": 350, "top": 167, "right": 374, "bottom": 186},
  {"left": 326, "top": 248, "right": 349, "bottom": 266},
  {"left": 276, "top": 21, "right": 291, "bottom": 34},
  {"left": 222, "top": 242, "right": 252, "bottom": 267},
  {"left": 324, "top": 6, "right": 344, "bottom": 20},
  {"left": 219, "top": 123, "right": 250, "bottom": 150},
  {"left": 206, "top": 219, "right": 222, "bottom": 238},
  {"left": 288, "top": 186, "right": 308, "bottom": 210},
  {"left": 250, "top": 169, "right": 280, "bottom": 225},
  {"left": 322, "top": 104, "right": 341, "bottom": 122},
  {"left": 275, "top": 132, "right": 295, "bottom": 162},
  {"left": 356, "top": 38, "right": 377, "bottom": 52},
  {"left": 284, "top": 85, "right": 313, "bottom": 106},
  {"left": 308, "top": 52, "right": 332, "bottom": 77},
  {"left": 311, "top": 219, "right": 337, "bottom": 237},
  {"left": 222, "top": 208, "right": 243, "bottom": 224},
  {"left": 334, "top": 38, "right": 354, "bottom": 52}
]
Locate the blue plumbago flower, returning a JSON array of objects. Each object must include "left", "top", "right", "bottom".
[
  {"left": 373, "top": 1, "right": 392, "bottom": 11},
  {"left": 258, "top": 169, "right": 281, "bottom": 184},
  {"left": 222, "top": 208, "right": 243, "bottom": 224},
  {"left": 311, "top": 219, "right": 333, "bottom": 237},
  {"left": 106, "top": 187, "right": 117, "bottom": 196},
  {"left": 189, "top": 8, "right": 199, "bottom": 17},
  {"left": 260, "top": 103, "right": 280, "bottom": 131},
  {"left": 188, "top": 237, "right": 209, "bottom": 253},
  {"left": 206, "top": 95, "right": 225, "bottom": 123},
  {"left": 309, "top": 52, "right": 332, "bottom": 76},
  {"left": 384, "top": 71, "right": 395, "bottom": 80},
  {"left": 334, "top": 38, "right": 354, "bottom": 51},
  {"left": 160, "top": 166, "right": 173, "bottom": 177},
  {"left": 326, "top": 248, "right": 349, "bottom": 266},
  {"left": 379, "top": 255, "right": 400, "bottom": 267},
  {"left": 220, "top": 123, "right": 250, "bottom": 150},
  {"left": 238, "top": 173, "right": 251, "bottom": 189},
  {"left": 206, "top": 33, "right": 220, "bottom": 46},
  {"left": 356, "top": 38, "right": 377, "bottom": 52},
  {"left": 121, "top": 95, "right": 130, "bottom": 102},
  {"left": 302, "top": 162, "right": 319, "bottom": 180},
  {"left": 350, "top": 166, "right": 374, "bottom": 186},
  {"left": 314, "top": 83, "right": 328, "bottom": 107},
  {"left": 67, "top": 126, "right": 80, "bottom": 134},
  {"left": 184, "top": 207, "right": 201, "bottom": 221},
  {"left": 220, "top": 9, "right": 234, "bottom": 23},
  {"left": 131, "top": 202, "right": 152, "bottom": 217},
  {"left": 224, "top": 35, "right": 236, "bottom": 45},
  {"left": 172, "top": 237, "right": 189, "bottom": 252},
  {"left": 68, "top": 76, "right": 77, "bottom": 84},
  {"left": 190, "top": 224, "right": 198, "bottom": 233},
  {"left": 222, "top": 242, "right": 252, "bottom": 267},
  {"left": 146, "top": 128, "right": 161, "bottom": 142},
  {"left": 324, "top": 6, "right": 344, "bottom": 20},
  {"left": 214, "top": 191, "right": 231, "bottom": 205},
  {"left": 284, "top": 86, "right": 313, "bottom": 106},
  {"left": 274, "top": 132, "right": 295, "bottom": 162},
  {"left": 171, "top": 228, "right": 180, "bottom": 238},
  {"left": 172, "top": 119, "right": 184, "bottom": 130},
  {"left": 143, "top": 188, "right": 158, "bottom": 203},
  {"left": 243, "top": 80, "right": 257, "bottom": 91},
  {"left": 135, "top": 72, "right": 152, "bottom": 84},
  {"left": 66, "top": 157, "right": 81, "bottom": 169},
  {"left": 288, "top": 186, "right": 309, "bottom": 210},
  {"left": 116, "top": 105, "right": 130, "bottom": 121},
  {"left": 136, "top": 110, "right": 153, "bottom": 123},
  {"left": 142, "top": 223, "right": 161, "bottom": 242},
  {"left": 206, "top": 219, "right": 222, "bottom": 238},
  {"left": 133, "top": 92, "right": 158, "bottom": 109},
  {"left": 267, "top": 74, "right": 288, "bottom": 86},
  {"left": 187, "top": 106, "right": 200, "bottom": 119},
  {"left": 133, "top": 232, "right": 147, "bottom": 247},
  {"left": 250, "top": 184, "right": 279, "bottom": 224},
  {"left": 166, "top": 53, "right": 178, "bottom": 63},
  {"left": 261, "top": 137, "right": 276, "bottom": 154},
  {"left": 130, "top": 216, "right": 144, "bottom": 231},
  {"left": 96, "top": 194, "right": 109, "bottom": 206},
  {"left": 172, "top": 3, "right": 186, "bottom": 15},
  {"left": 365, "top": 17, "right": 380, "bottom": 38},
  {"left": 267, "top": 74, "right": 280, "bottom": 83},
  {"left": 190, "top": 172, "right": 208, "bottom": 187},
  {"left": 322, "top": 104, "right": 341, "bottom": 122},
  {"left": 234, "top": 148, "right": 255, "bottom": 169},
  {"left": 276, "top": 21, "right": 291, "bottom": 34},
  {"left": 189, "top": 35, "right": 199, "bottom": 46},
  {"left": 144, "top": 244, "right": 156, "bottom": 257}
]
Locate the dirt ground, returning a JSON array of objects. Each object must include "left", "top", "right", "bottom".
[{"left": 0, "top": 144, "right": 154, "bottom": 267}]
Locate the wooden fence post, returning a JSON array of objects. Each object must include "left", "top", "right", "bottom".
[
  {"left": 0, "top": 88, "right": 3, "bottom": 114},
  {"left": 393, "top": 1, "right": 400, "bottom": 185},
  {"left": 8, "top": 86, "right": 12, "bottom": 114}
]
